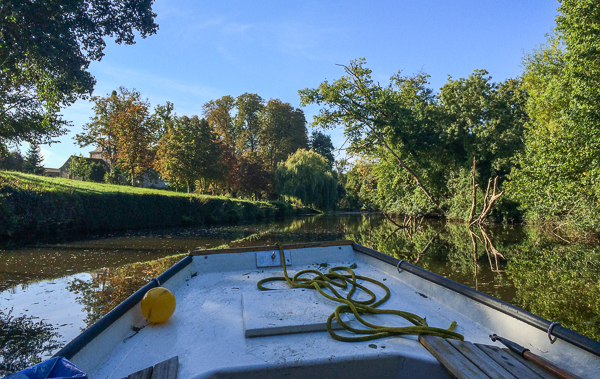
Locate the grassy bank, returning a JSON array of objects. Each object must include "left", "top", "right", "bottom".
[{"left": 0, "top": 171, "right": 312, "bottom": 244}]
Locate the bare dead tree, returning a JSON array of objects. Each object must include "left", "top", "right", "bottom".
[
  {"left": 469, "top": 158, "right": 504, "bottom": 226},
  {"left": 467, "top": 157, "right": 479, "bottom": 225}
]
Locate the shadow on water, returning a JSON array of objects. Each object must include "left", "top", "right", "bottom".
[{"left": 1, "top": 213, "right": 599, "bottom": 368}]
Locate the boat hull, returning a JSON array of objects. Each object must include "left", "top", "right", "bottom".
[{"left": 54, "top": 241, "right": 600, "bottom": 378}]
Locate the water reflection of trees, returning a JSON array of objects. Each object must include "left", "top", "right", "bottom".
[
  {"left": 345, "top": 214, "right": 600, "bottom": 341},
  {"left": 0, "top": 308, "right": 61, "bottom": 372},
  {"left": 68, "top": 254, "right": 185, "bottom": 327},
  {"left": 60, "top": 214, "right": 600, "bottom": 342},
  {"left": 505, "top": 239, "right": 600, "bottom": 341}
]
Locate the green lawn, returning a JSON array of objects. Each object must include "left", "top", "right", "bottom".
[
  {"left": 0, "top": 171, "right": 304, "bottom": 244},
  {"left": 0, "top": 171, "right": 259, "bottom": 203}
]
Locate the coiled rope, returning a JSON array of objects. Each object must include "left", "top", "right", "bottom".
[{"left": 257, "top": 244, "right": 464, "bottom": 342}]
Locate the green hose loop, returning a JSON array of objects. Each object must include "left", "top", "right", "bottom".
[{"left": 257, "top": 244, "right": 464, "bottom": 343}]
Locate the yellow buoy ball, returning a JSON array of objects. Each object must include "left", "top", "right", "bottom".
[{"left": 141, "top": 287, "right": 176, "bottom": 323}]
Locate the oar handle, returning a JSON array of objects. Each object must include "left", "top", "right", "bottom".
[
  {"left": 490, "top": 334, "right": 582, "bottom": 379},
  {"left": 522, "top": 351, "right": 582, "bottom": 379}
]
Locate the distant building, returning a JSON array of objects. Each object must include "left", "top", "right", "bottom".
[
  {"left": 43, "top": 167, "right": 61, "bottom": 177},
  {"left": 43, "top": 146, "right": 168, "bottom": 188},
  {"left": 89, "top": 146, "right": 105, "bottom": 160}
]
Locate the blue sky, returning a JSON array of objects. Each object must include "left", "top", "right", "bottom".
[{"left": 35, "top": 0, "right": 559, "bottom": 168}]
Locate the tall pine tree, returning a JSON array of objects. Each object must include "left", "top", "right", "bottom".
[{"left": 23, "top": 143, "right": 44, "bottom": 175}]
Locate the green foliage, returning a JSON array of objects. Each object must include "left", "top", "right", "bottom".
[
  {"left": 156, "top": 116, "right": 225, "bottom": 193},
  {"left": 508, "top": 2, "right": 600, "bottom": 231},
  {"left": 0, "top": 171, "right": 307, "bottom": 243},
  {"left": 309, "top": 130, "right": 335, "bottom": 167},
  {"left": 343, "top": 159, "right": 378, "bottom": 210},
  {"left": 438, "top": 70, "right": 527, "bottom": 180},
  {"left": 22, "top": 143, "right": 44, "bottom": 175},
  {"left": 0, "top": 0, "right": 158, "bottom": 146},
  {"left": 0, "top": 149, "right": 24, "bottom": 172},
  {"left": 0, "top": 308, "right": 61, "bottom": 372},
  {"left": 67, "top": 155, "right": 91, "bottom": 180},
  {"left": 88, "top": 161, "right": 107, "bottom": 183},
  {"left": 276, "top": 149, "right": 338, "bottom": 211},
  {"left": 259, "top": 99, "right": 309, "bottom": 173},
  {"left": 235, "top": 93, "right": 264, "bottom": 154},
  {"left": 66, "top": 155, "right": 107, "bottom": 183},
  {"left": 301, "top": 60, "right": 527, "bottom": 218},
  {"left": 203, "top": 95, "right": 237, "bottom": 150}
]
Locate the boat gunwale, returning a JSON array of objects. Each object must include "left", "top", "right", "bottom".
[
  {"left": 352, "top": 242, "right": 600, "bottom": 357},
  {"left": 53, "top": 254, "right": 194, "bottom": 359},
  {"left": 53, "top": 240, "right": 600, "bottom": 363}
]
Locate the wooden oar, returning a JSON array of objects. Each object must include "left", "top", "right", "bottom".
[{"left": 489, "top": 334, "right": 581, "bottom": 379}]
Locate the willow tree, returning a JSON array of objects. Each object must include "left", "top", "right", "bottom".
[{"left": 276, "top": 149, "right": 338, "bottom": 211}]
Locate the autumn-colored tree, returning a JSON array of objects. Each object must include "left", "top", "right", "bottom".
[
  {"left": 76, "top": 88, "right": 156, "bottom": 185},
  {"left": 203, "top": 96, "right": 237, "bottom": 150},
  {"left": 236, "top": 153, "right": 271, "bottom": 199},
  {"left": 156, "top": 116, "right": 225, "bottom": 193}
]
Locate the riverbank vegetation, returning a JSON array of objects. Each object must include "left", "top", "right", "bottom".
[
  {"left": 3, "top": 1, "right": 600, "bottom": 234},
  {"left": 301, "top": 1, "right": 600, "bottom": 234},
  {"left": 0, "top": 171, "right": 312, "bottom": 244}
]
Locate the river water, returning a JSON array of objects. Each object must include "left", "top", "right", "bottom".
[{"left": 1, "top": 213, "right": 599, "bottom": 369}]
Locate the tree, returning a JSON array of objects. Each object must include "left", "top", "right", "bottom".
[
  {"left": 438, "top": 70, "right": 527, "bottom": 182},
  {"left": 0, "top": 0, "right": 158, "bottom": 147},
  {"left": 203, "top": 96, "right": 237, "bottom": 150},
  {"left": 67, "top": 155, "right": 91, "bottom": 180},
  {"left": 76, "top": 88, "right": 157, "bottom": 186},
  {"left": 235, "top": 93, "right": 264, "bottom": 154},
  {"left": 88, "top": 161, "right": 108, "bottom": 183},
  {"left": 0, "top": 149, "right": 24, "bottom": 171},
  {"left": 309, "top": 130, "right": 335, "bottom": 167},
  {"left": 259, "top": 99, "right": 308, "bottom": 173},
  {"left": 156, "top": 116, "right": 225, "bottom": 193},
  {"left": 301, "top": 60, "right": 527, "bottom": 218},
  {"left": 152, "top": 101, "right": 176, "bottom": 138},
  {"left": 300, "top": 59, "right": 442, "bottom": 208},
  {"left": 23, "top": 143, "right": 44, "bottom": 175},
  {"left": 276, "top": 149, "right": 338, "bottom": 210},
  {"left": 236, "top": 154, "right": 271, "bottom": 199},
  {"left": 508, "top": 1, "right": 600, "bottom": 230}
]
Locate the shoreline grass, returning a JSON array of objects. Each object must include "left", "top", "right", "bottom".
[{"left": 0, "top": 171, "right": 313, "bottom": 245}]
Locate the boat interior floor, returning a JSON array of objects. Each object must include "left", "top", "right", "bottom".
[{"left": 78, "top": 245, "right": 593, "bottom": 379}]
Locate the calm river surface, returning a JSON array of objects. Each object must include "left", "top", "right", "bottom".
[{"left": 1, "top": 213, "right": 599, "bottom": 367}]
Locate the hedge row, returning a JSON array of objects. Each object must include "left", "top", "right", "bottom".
[{"left": 0, "top": 172, "right": 307, "bottom": 244}]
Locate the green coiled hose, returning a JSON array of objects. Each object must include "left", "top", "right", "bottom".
[{"left": 257, "top": 244, "right": 464, "bottom": 342}]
